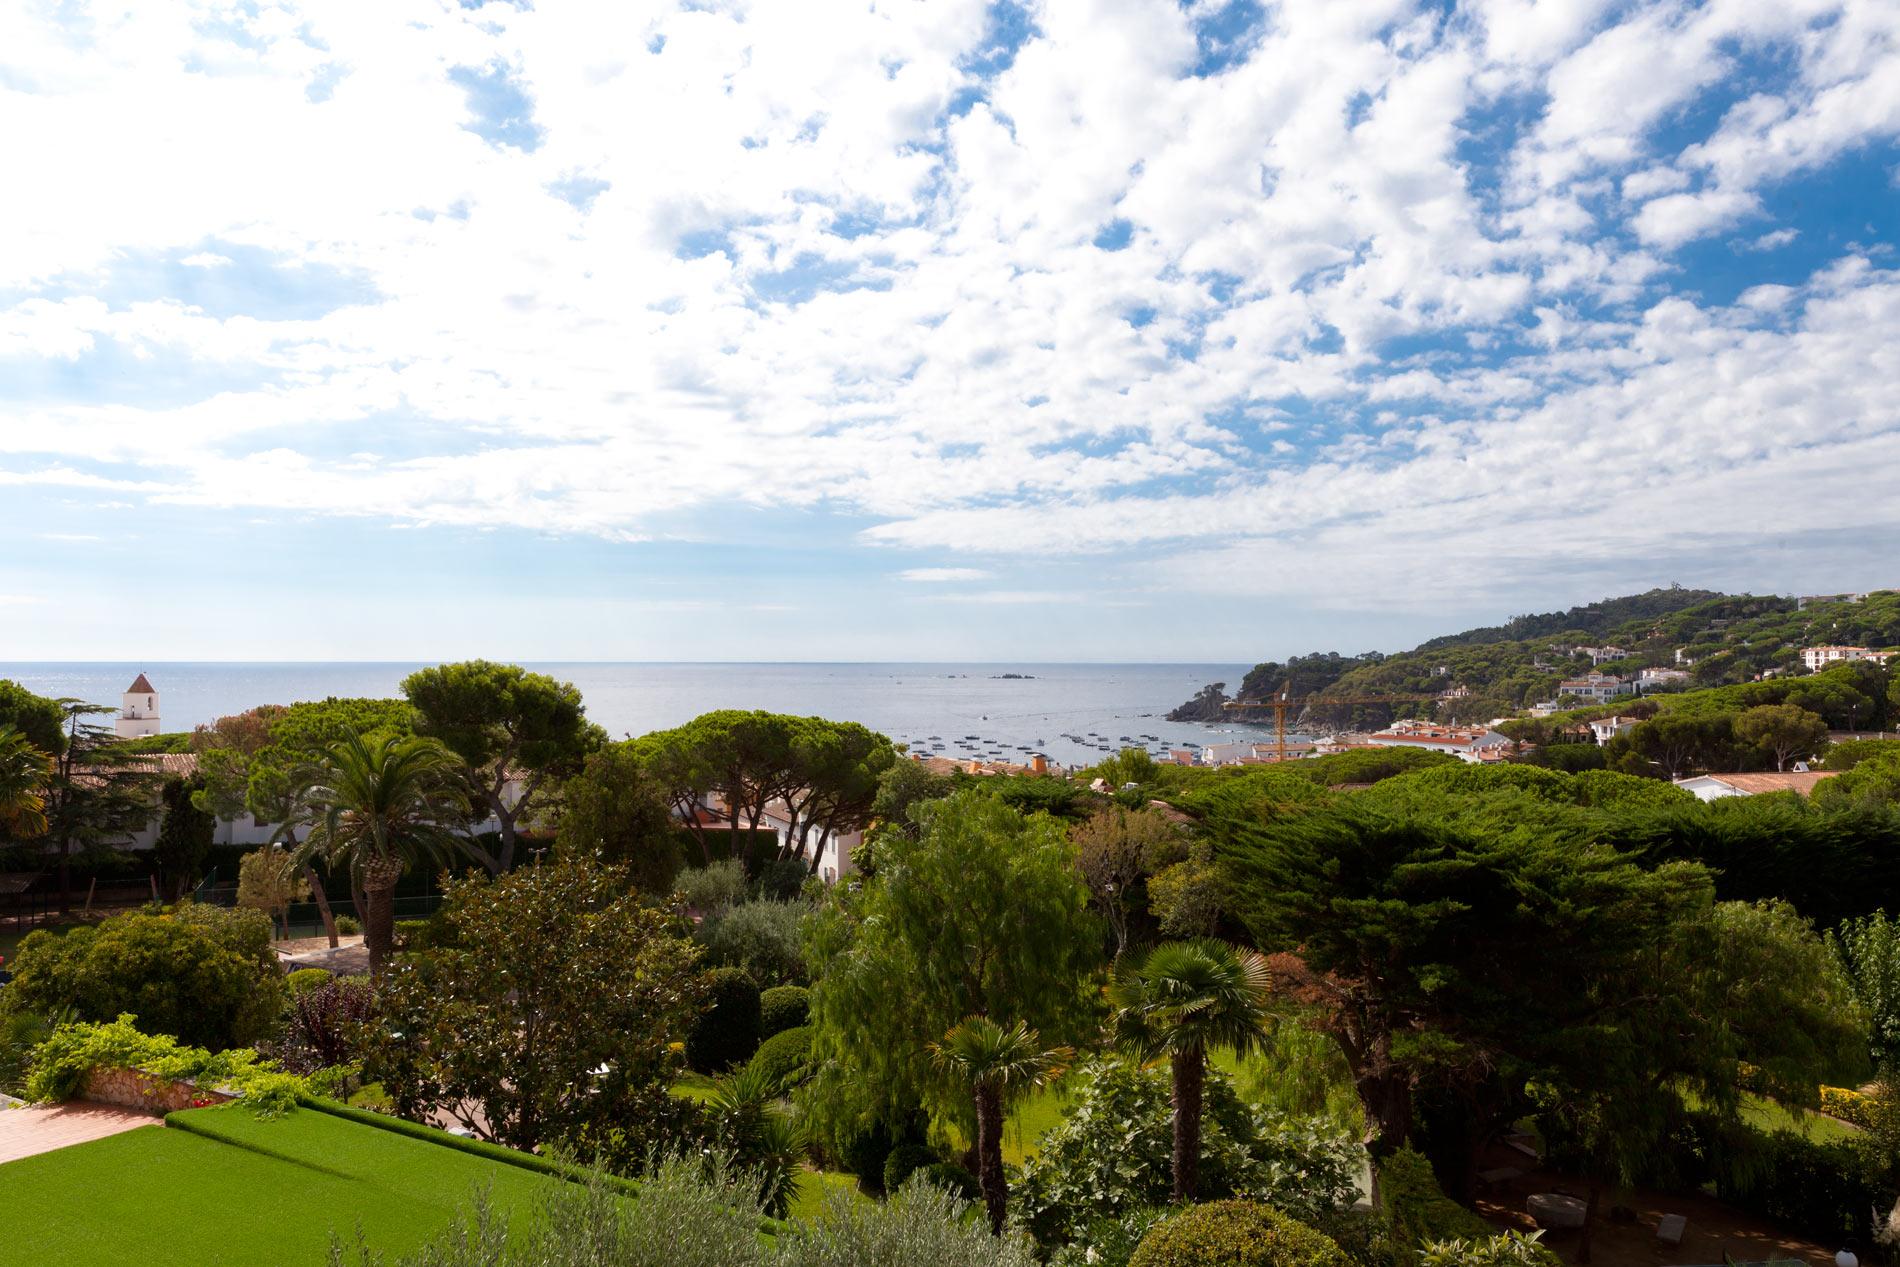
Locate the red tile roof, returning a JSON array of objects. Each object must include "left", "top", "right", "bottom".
[{"left": 127, "top": 673, "right": 156, "bottom": 695}]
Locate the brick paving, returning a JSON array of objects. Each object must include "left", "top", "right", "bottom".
[{"left": 0, "top": 1102, "right": 162, "bottom": 1164}]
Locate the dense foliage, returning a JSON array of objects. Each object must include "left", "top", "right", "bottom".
[
  {"left": 1016, "top": 1061, "right": 1359, "bottom": 1256},
  {"left": 5, "top": 904, "right": 283, "bottom": 1050},
  {"left": 805, "top": 790, "right": 1099, "bottom": 1138},
  {"left": 362, "top": 859, "right": 704, "bottom": 1153}
]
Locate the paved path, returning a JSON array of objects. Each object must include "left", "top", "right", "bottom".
[{"left": 0, "top": 1102, "right": 162, "bottom": 1164}]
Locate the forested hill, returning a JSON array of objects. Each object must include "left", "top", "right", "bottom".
[{"left": 1169, "top": 587, "right": 1900, "bottom": 725}]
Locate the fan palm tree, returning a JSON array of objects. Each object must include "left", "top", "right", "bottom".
[
  {"left": 1108, "top": 939, "right": 1273, "bottom": 1202},
  {"left": 0, "top": 725, "right": 53, "bottom": 839},
  {"left": 275, "top": 731, "right": 472, "bottom": 973},
  {"left": 932, "top": 1015, "right": 1070, "bottom": 1234}
]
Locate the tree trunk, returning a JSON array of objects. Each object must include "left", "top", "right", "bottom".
[
  {"left": 1172, "top": 1041, "right": 1205, "bottom": 1203},
  {"left": 1578, "top": 1176, "right": 1602, "bottom": 1263},
  {"left": 975, "top": 1083, "right": 1007, "bottom": 1235},
  {"left": 362, "top": 856, "right": 403, "bottom": 975},
  {"left": 306, "top": 866, "right": 339, "bottom": 949},
  {"left": 491, "top": 789, "right": 516, "bottom": 875}
]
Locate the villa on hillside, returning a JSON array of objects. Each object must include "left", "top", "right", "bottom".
[
  {"left": 1588, "top": 715, "right": 1643, "bottom": 745},
  {"left": 1556, "top": 672, "right": 1634, "bottom": 703},
  {"left": 1803, "top": 645, "right": 1873, "bottom": 672}
]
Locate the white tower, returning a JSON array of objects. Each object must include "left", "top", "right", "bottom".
[{"left": 116, "top": 673, "right": 161, "bottom": 739}]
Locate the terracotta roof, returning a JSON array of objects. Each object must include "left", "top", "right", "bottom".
[
  {"left": 1696, "top": 771, "right": 1839, "bottom": 796},
  {"left": 127, "top": 673, "right": 156, "bottom": 695}
]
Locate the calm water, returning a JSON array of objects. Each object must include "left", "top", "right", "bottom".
[{"left": 0, "top": 662, "right": 1259, "bottom": 767}]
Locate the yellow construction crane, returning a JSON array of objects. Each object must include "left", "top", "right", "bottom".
[{"left": 1222, "top": 691, "right": 1439, "bottom": 759}]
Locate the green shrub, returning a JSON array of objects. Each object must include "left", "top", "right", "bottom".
[
  {"left": 839, "top": 1118, "right": 905, "bottom": 1193},
  {"left": 1418, "top": 1231, "right": 1558, "bottom": 1266},
  {"left": 285, "top": 968, "right": 333, "bottom": 997},
  {"left": 699, "top": 899, "right": 809, "bottom": 988},
  {"left": 26, "top": 1014, "right": 305, "bottom": 1115},
  {"left": 1017, "top": 1060, "right": 1360, "bottom": 1254},
  {"left": 5, "top": 905, "right": 283, "bottom": 1050},
  {"left": 759, "top": 985, "right": 810, "bottom": 1037},
  {"left": 747, "top": 1025, "right": 814, "bottom": 1092},
  {"left": 687, "top": 966, "right": 762, "bottom": 1073},
  {"left": 677, "top": 859, "right": 748, "bottom": 916},
  {"left": 915, "top": 1161, "right": 981, "bottom": 1202},
  {"left": 1128, "top": 1200, "right": 1350, "bottom": 1267},
  {"left": 334, "top": 915, "right": 362, "bottom": 935},
  {"left": 883, "top": 1141, "right": 939, "bottom": 1193},
  {"left": 1710, "top": 1127, "right": 1892, "bottom": 1248},
  {"left": 1380, "top": 1147, "right": 1493, "bottom": 1247},
  {"left": 754, "top": 857, "right": 808, "bottom": 901},
  {"left": 778, "top": 1178, "right": 1038, "bottom": 1266}
]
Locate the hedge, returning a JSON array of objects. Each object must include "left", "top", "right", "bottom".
[
  {"left": 300, "top": 1098, "right": 641, "bottom": 1196},
  {"left": 1128, "top": 1200, "right": 1351, "bottom": 1267}
]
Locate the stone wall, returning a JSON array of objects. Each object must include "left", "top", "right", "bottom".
[{"left": 81, "top": 1066, "right": 236, "bottom": 1113}]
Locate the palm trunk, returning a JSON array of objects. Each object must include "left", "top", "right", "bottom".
[
  {"left": 306, "top": 867, "right": 339, "bottom": 948},
  {"left": 975, "top": 1083, "right": 1007, "bottom": 1235},
  {"left": 362, "top": 856, "right": 403, "bottom": 975},
  {"left": 1172, "top": 1041, "right": 1205, "bottom": 1203}
]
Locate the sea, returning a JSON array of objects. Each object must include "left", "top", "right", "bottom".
[{"left": 0, "top": 663, "right": 1267, "bottom": 768}]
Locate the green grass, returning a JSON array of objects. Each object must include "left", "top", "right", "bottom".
[
  {"left": 0, "top": 1104, "right": 571, "bottom": 1265},
  {"left": 788, "top": 1169, "right": 864, "bottom": 1220},
  {"left": 1739, "top": 1092, "right": 1860, "bottom": 1143}
]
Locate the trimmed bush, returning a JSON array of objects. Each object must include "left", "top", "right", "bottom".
[
  {"left": 285, "top": 968, "right": 333, "bottom": 997},
  {"left": 759, "top": 985, "right": 810, "bottom": 1038},
  {"left": 747, "top": 1025, "right": 814, "bottom": 1092},
  {"left": 915, "top": 1161, "right": 981, "bottom": 1202},
  {"left": 1128, "top": 1200, "right": 1350, "bottom": 1267},
  {"left": 686, "top": 966, "right": 762, "bottom": 1073},
  {"left": 883, "top": 1141, "right": 939, "bottom": 1193},
  {"left": 334, "top": 915, "right": 362, "bottom": 935}
]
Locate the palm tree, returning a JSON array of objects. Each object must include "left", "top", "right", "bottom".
[
  {"left": 932, "top": 1016, "right": 1070, "bottom": 1234},
  {"left": 1108, "top": 939, "right": 1273, "bottom": 1203},
  {"left": 0, "top": 725, "right": 53, "bottom": 839},
  {"left": 275, "top": 731, "right": 472, "bottom": 973}
]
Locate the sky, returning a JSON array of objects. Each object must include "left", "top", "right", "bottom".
[{"left": 1, "top": 0, "right": 1897, "bottom": 663}]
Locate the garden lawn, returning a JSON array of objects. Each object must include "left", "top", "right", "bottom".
[{"left": 0, "top": 1104, "right": 570, "bottom": 1266}]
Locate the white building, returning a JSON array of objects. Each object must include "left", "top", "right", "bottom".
[
  {"left": 1636, "top": 667, "right": 1692, "bottom": 691},
  {"left": 1587, "top": 716, "right": 1643, "bottom": 745},
  {"left": 1575, "top": 646, "right": 1629, "bottom": 666},
  {"left": 115, "top": 673, "right": 161, "bottom": 739},
  {"left": 1803, "top": 646, "right": 1872, "bottom": 672},
  {"left": 1364, "top": 721, "right": 1511, "bottom": 759},
  {"left": 1556, "top": 673, "right": 1634, "bottom": 703}
]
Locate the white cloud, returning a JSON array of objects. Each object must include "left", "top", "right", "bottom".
[
  {"left": 1632, "top": 188, "right": 1760, "bottom": 248},
  {"left": 0, "top": 0, "right": 1893, "bottom": 610},
  {"left": 897, "top": 568, "right": 992, "bottom": 583},
  {"left": 1744, "top": 227, "right": 1800, "bottom": 251}
]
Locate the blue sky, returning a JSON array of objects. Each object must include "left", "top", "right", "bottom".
[{"left": 1, "top": 0, "right": 1897, "bottom": 661}]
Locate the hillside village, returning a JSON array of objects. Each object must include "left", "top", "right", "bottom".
[{"left": 1165, "top": 588, "right": 1900, "bottom": 795}]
